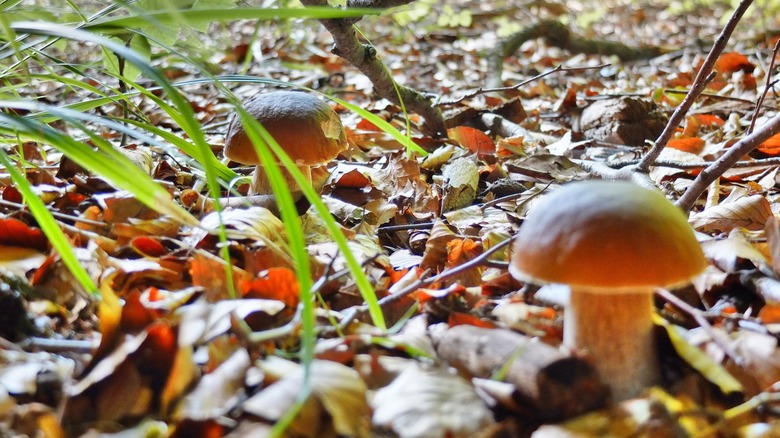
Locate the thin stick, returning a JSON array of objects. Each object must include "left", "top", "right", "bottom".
[
  {"left": 336, "top": 237, "right": 514, "bottom": 329},
  {"left": 594, "top": 157, "right": 780, "bottom": 170},
  {"left": 635, "top": 0, "right": 754, "bottom": 173},
  {"left": 436, "top": 64, "right": 608, "bottom": 107},
  {"left": 655, "top": 288, "right": 744, "bottom": 366},
  {"left": 748, "top": 38, "right": 780, "bottom": 133}
]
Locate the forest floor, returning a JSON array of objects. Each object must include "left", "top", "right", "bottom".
[{"left": 2, "top": 0, "right": 780, "bottom": 436}]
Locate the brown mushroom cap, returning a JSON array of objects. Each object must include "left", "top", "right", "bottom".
[
  {"left": 224, "top": 91, "right": 347, "bottom": 166},
  {"left": 509, "top": 180, "right": 707, "bottom": 290}
]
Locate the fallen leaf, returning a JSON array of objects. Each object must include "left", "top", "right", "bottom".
[
  {"left": 240, "top": 267, "right": 299, "bottom": 309},
  {"left": 0, "top": 218, "right": 47, "bottom": 251},
  {"left": 758, "top": 133, "right": 780, "bottom": 155},
  {"left": 667, "top": 137, "right": 705, "bottom": 154},
  {"left": 447, "top": 126, "right": 496, "bottom": 156},
  {"left": 372, "top": 365, "right": 495, "bottom": 438},
  {"left": 689, "top": 194, "right": 771, "bottom": 232},
  {"left": 714, "top": 52, "right": 754, "bottom": 74},
  {"left": 244, "top": 359, "right": 369, "bottom": 437},
  {"left": 181, "top": 349, "right": 250, "bottom": 420}
]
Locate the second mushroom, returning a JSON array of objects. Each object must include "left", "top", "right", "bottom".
[
  {"left": 509, "top": 180, "right": 708, "bottom": 401},
  {"left": 224, "top": 90, "right": 347, "bottom": 197}
]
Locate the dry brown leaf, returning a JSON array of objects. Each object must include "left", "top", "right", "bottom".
[
  {"left": 690, "top": 194, "right": 771, "bottom": 232},
  {"left": 244, "top": 359, "right": 370, "bottom": 437},
  {"left": 419, "top": 220, "right": 457, "bottom": 272},
  {"left": 192, "top": 207, "right": 285, "bottom": 245},
  {"left": 701, "top": 229, "right": 769, "bottom": 274},
  {"left": 421, "top": 144, "right": 455, "bottom": 170},
  {"left": 178, "top": 298, "right": 285, "bottom": 347},
  {"left": 180, "top": 349, "right": 250, "bottom": 420},
  {"left": 703, "top": 330, "right": 780, "bottom": 396},
  {"left": 371, "top": 365, "right": 494, "bottom": 438}
]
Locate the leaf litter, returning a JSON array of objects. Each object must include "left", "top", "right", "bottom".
[{"left": 1, "top": 0, "right": 780, "bottom": 436}]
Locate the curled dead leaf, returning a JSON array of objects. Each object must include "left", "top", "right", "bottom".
[{"left": 689, "top": 194, "right": 771, "bottom": 233}]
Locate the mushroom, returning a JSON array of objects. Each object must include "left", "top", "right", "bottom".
[
  {"left": 509, "top": 180, "right": 707, "bottom": 401},
  {"left": 224, "top": 90, "right": 347, "bottom": 197}
]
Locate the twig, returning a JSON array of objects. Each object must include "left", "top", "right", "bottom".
[
  {"left": 0, "top": 198, "right": 109, "bottom": 229},
  {"left": 574, "top": 160, "right": 658, "bottom": 189},
  {"left": 655, "top": 288, "right": 744, "bottom": 366},
  {"left": 23, "top": 337, "right": 98, "bottom": 354},
  {"left": 663, "top": 89, "right": 779, "bottom": 111},
  {"left": 378, "top": 222, "right": 435, "bottom": 233},
  {"left": 635, "top": 0, "right": 754, "bottom": 173},
  {"left": 676, "top": 112, "right": 780, "bottom": 212},
  {"left": 595, "top": 157, "right": 780, "bottom": 170},
  {"left": 336, "top": 237, "right": 514, "bottom": 329},
  {"left": 436, "top": 64, "right": 608, "bottom": 107},
  {"left": 748, "top": 38, "right": 780, "bottom": 134},
  {"left": 299, "top": 0, "right": 446, "bottom": 137}
]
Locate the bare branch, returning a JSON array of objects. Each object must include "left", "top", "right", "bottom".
[
  {"left": 635, "top": 0, "right": 754, "bottom": 172},
  {"left": 300, "top": 0, "right": 447, "bottom": 137},
  {"left": 748, "top": 38, "right": 780, "bottom": 133}
]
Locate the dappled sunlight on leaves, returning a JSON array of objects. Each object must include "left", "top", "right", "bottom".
[{"left": 4, "top": 0, "right": 780, "bottom": 435}]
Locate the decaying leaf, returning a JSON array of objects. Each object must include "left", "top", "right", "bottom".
[
  {"left": 372, "top": 364, "right": 494, "bottom": 438},
  {"left": 654, "top": 315, "right": 743, "bottom": 395},
  {"left": 244, "top": 359, "right": 370, "bottom": 437},
  {"left": 695, "top": 329, "right": 780, "bottom": 396},
  {"left": 441, "top": 157, "right": 479, "bottom": 212},
  {"left": 180, "top": 349, "right": 251, "bottom": 420},
  {"left": 690, "top": 194, "right": 771, "bottom": 232}
]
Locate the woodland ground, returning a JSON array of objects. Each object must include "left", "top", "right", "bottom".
[{"left": 1, "top": 0, "right": 780, "bottom": 437}]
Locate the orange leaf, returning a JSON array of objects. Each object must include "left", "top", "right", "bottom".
[
  {"left": 143, "top": 323, "right": 178, "bottom": 375},
  {"left": 121, "top": 291, "right": 157, "bottom": 333},
  {"left": 692, "top": 114, "right": 725, "bottom": 127},
  {"left": 759, "top": 303, "right": 780, "bottom": 323},
  {"left": 715, "top": 52, "right": 754, "bottom": 74},
  {"left": 131, "top": 236, "right": 168, "bottom": 258},
  {"left": 446, "top": 238, "right": 482, "bottom": 266},
  {"left": 447, "top": 126, "right": 495, "bottom": 156},
  {"left": 356, "top": 118, "right": 380, "bottom": 131},
  {"left": 448, "top": 312, "right": 496, "bottom": 329},
  {"left": 667, "top": 137, "right": 705, "bottom": 154},
  {"left": 758, "top": 133, "right": 780, "bottom": 155},
  {"left": 241, "top": 267, "right": 300, "bottom": 308},
  {"left": 0, "top": 218, "right": 48, "bottom": 251},
  {"left": 335, "top": 169, "right": 371, "bottom": 189},
  {"left": 683, "top": 114, "right": 725, "bottom": 137}
]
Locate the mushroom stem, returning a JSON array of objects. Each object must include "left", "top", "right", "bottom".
[
  {"left": 564, "top": 288, "right": 660, "bottom": 401},
  {"left": 250, "top": 164, "right": 312, "bottom": 198}
]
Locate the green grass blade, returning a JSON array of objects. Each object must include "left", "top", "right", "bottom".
[
  {"left": 236, "top": 104, "right": 387, "bottom": 331},
  {"left": 0, "top": 112, "right": 198, "bottom": 227},
  {"left": 0, "top": 149, "right": 98, "bottom": 294}
]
